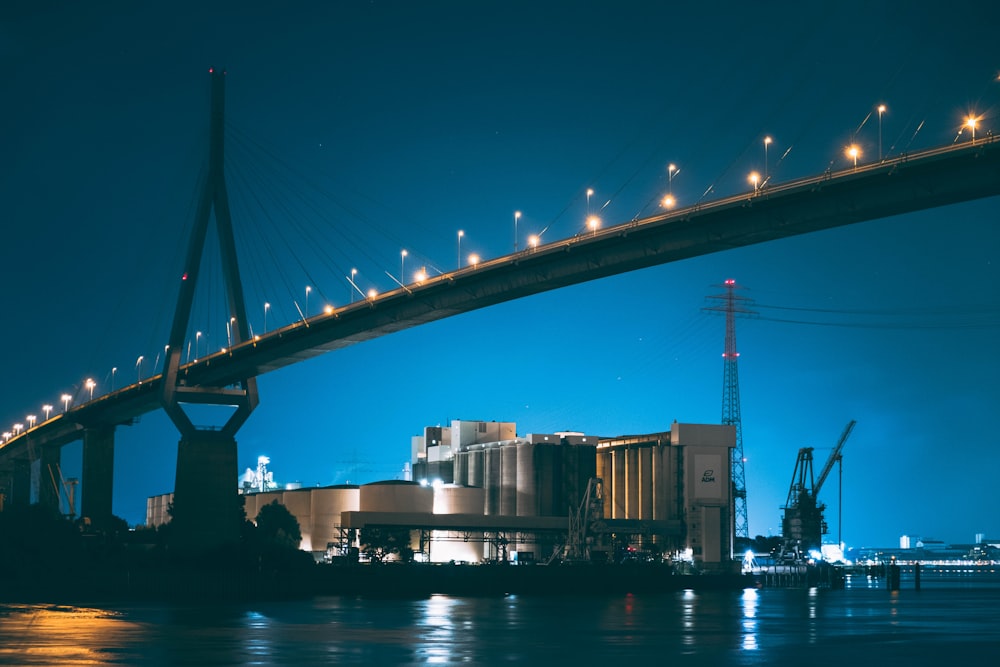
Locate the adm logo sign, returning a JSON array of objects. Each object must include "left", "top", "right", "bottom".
[{"left": 701, "top": 469, "right": 716, "bottom": 483}]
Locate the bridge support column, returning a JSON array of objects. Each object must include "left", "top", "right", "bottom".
[
  {"left": 11, "top": 459, "right": 31, "bottom": 507},
  {"left": 171, "top": 431, "right": 240, "bottom": 550},
  {"left": 82, "top": 426, "right": 115, "bottom": 527},
  {"left": 37, "top": 444, "right": 62, "bottom": 513}
]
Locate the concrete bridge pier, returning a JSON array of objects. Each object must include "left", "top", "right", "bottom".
[
  {"left": 82, "top": 425, "right": 115, "bottom": 527},
  {"left": 10, "top": 458, "right": 31, "bottom": 507},
  {"left": 171, "top": 431, "right": 240, "bottom": 550}
]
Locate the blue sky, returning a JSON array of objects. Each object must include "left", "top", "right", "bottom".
[{"left": 2, "top": 1, "right": 998, "bottom": 547}]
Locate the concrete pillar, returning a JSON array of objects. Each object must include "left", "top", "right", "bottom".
[
  {"left": 82, "top": 425, "right": 115, "bottom": 527},
  {"left": 38, "top": 444, "right": 62, "bottom": 512},
  {"left": 171, "top": 431, "right": 240, "bottom": 550},
  {"left": 11, "top": 459, "right": 31, "bottom": 507}
]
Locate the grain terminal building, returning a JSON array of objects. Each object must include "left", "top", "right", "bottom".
[{"left": 148, "top": 420, "right": 735, "bottom": 567}]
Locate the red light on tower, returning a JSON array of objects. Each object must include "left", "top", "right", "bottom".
[{"left": 182, "top": 272, "right": 188, "bottom": 280}]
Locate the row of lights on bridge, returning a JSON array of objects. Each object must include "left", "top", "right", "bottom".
[{"left": 3, "top": 106, "right": 990, "bottom": 439}]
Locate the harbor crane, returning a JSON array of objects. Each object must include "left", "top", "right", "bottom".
[{"left": 781, "top": 420, "right": 856, "bottom": 557}]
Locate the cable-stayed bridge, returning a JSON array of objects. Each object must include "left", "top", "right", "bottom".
[{"left": 2, "top": 71, "right": 998, "bottom": 546}]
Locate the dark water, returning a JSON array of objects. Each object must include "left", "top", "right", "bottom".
[{"left": 2, "top": 585, "right": 998, "bottom": 665}]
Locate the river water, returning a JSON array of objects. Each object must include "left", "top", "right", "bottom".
[{"left": 1, "top": 580, "right": 998, "bottom": 664}]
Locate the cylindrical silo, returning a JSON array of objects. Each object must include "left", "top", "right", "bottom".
[
  {"left": 516, "top": 442, "right": 537, "bottom": 517},
  {"left": 468, "top": 446, "right": 484, "bottom": 488},
  {"left": 310, "top": 485, "right": 361, "bottom": 552},
  {"left": 360, "top": 480, "right": 433, "bottom": 514},
  {"left": 500, "top": 443, "right": 518, "bottom": 516},
  {"left": 454, "top": 451, "right": 469, "bottom": 487},
  {"left": 281, "top": 488, "right": 313, "bottom": 550},
  {"left": 433, "top": 484, "right": 486, "bottom": 515},
  {"left": 484, "top": 445, "right": 502, "bottom": 515}
]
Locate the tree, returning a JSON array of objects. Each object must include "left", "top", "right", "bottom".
[
  {"left": 359, "top": 527, "right": 414, "bottom": 563},
  {"left": 255, "top": 500, "right": 302, "bottom": 551}
]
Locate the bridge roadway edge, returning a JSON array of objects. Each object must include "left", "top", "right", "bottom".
[{"left": 1, "top": 140, "right": 998, "bottom": 477}]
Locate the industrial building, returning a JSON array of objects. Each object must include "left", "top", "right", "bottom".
[{"left": 147, "top": 419, "right": 736, "bottom": 567}]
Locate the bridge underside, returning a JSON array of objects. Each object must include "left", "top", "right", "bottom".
[{"left": 1, "top": 139, "right": 999, "bottom": 531}]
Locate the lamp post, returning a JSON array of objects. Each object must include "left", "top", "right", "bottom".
[
  {"left": 587, "top": 215, "right": 600, "bottom": 236},
  {"left": 195, "top": 331, "right": 202, "bottom": 359},
  {"left": 469, "top": 253, "right": 480, "bottom": 268},
  {"left": 62, "top": 394, "right": 71, "bottom": 413},
  {"left": 136, "top": 355, "right": 144, "bottom": 382},
  {"left": 111, "top": 366, "right": 117, "bottom": 391},
  {"left": 877, "top": 105, "right": 886, "bottom": 160},
  {"left": 748, "top": 171, "right": 760, "bottom": 193},
  {"left": 85, "top": 378, "right": 96, "bottom": 401},
  {"left": 763, "top": 137, "right": 772, "bottom": 181},
  {"left": 13, "top": 424, "right": 23, "bottom": 435},
  {"left": 264, "top": 302, "right": 270, "bottom": 332},
  {"left": 305, "top": 286, "right": 312, "bottom": 317},
  {"left": 350, "top": 269, "right": 357, "bottom": 302},
  {"left": 668, "top": 164, "right": 677, "bottom": 196},
  {"left": 586, "top": 188, "right": 594, "bottom": 217},
  {"left": 400, "top": 249, "right": 408, "bottom": 283},
  {"left": 27, "top": 415, "right": 36, "bottom": 429},
  {"left": 457, "top": 230, "right": 464, "bottom": 268},
  {"left": 514, "top": 211, "right": 521, "bottom": 252},
  {"left": 43, "top": 404, "right": 52, "bottom": 421},
  {"left": 966, "top": 116, "right": 978, "bottom": 143},
  {"left": 528, "top": 234, "right": 539, "bottom": 249},
  {"left": 847, "top": 144, "right": 860, "bottom": 168}
]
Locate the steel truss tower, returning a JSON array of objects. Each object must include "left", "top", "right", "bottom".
[{"left": 704, "top": 279, "right": 755, "bottom": 543}]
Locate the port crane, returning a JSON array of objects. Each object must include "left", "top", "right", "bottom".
[{"left": 781, "top": 420, "right": 856, "bottom": 557}]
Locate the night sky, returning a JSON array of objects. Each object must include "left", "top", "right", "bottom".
[{"left": 2, "top": 1, "right": 997, "bottom": 548}]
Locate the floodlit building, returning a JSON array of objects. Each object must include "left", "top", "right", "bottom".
[{"left": 146, "top": 419, "right": 736, "bottom": 567}]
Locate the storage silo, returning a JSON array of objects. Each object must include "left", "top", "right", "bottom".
[
  {"left": 500, "top": 443, "right": 518, "bottom": 515},
  {"left": 453, "top": 450, "right": 469, "bottom": 487},
  {"left": 468, "top": 445, "right": 485, "bottom": 488},
  {"left": 282, "top": 488, "right": 314, "bottom": 550},
  {"left": 433, "top": 484, "right": 486, "bottom": 515},
  {"left": 310, "top": 485, "right": 360, "bottom": 553},
  {"left": 359, "top": 480, "right": 433, "bottom": 513},
  {"left": 516, "top": 442, "right": 537, "bottom": 516},
  {"left": 484, "top": 445, "right": 501, "bottom": 515}
]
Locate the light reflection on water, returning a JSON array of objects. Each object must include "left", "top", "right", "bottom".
[{"left": 1, "top": 587, "right": 999, "bottom": 665}]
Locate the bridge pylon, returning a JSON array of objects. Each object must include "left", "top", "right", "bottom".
[{"left": 161, "top": 68, "right": 258, "bottom": 550}]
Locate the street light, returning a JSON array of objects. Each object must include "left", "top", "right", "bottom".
[
  {"left": 528, "top": 234, "right": 540, "bottom": 249},
  {"left": 350, "top": 269, "right": 357, "bottom": 302},
  {"left": 763, "top": 137, "right": 772, "bottom": 181},
  {"left": 586, "top": 188, "right": 594, "bottom": 216},
  {"left": 62, "top": 394, "right": 72, "bottom": 412},
  {"left": 748, "top": 171, "right": 760, "bottom": 193},
  {"left": 514, "top": 211, "right": 521, "bottom": 252},
  {"left": 305, "top": 286, "right": 312, "bottom": 317},
  {"left": 264, "top": 302, "right": 270, "bottom": 331},
  {"left": 846, "top": 144, "right": 860, "bottom": 168},
  {"left": 195, "top": 331, "right": 202, "bottom": 359},
  {"left": 966, "top": 115, "right": 978, "bottom": 143},
  {"left": 26, "top": 415, "right": 36, "bottom": 429},
  {"left": 85, "top": 378, "right": 96, "bottom": 401},
  {"left": 136, "top": 355, "right": 144, "bottom": 382},
  {"left": 877, "top": 105, "right": 886, "bottom": 160},
  {"left": 43, "top": 404, "right": 52, "bottom": 420},
  {"left": 367, "top": 288, "right": 378, "bottom": 300},
  {"left": 400, "top": 249, "right": 408, "bottom": 283},
  {"left": 415, "top": 268, "right": 428, "bottom": 283},
  {"left": 661, "top": 195, "right": 676, "bottom": 209},
  {"left": 587, "top": 215, "right": 600, "bottom": 236},
  {"left": 469, "top": 253, "right": 480, "bottom": 268},
  {"left": 457, "top": 230, "right": 464, "bottom": 268},
  {"left": 111, "top": 366, "right": 117, "bottom": 391},
  {"left": 667, "top": 164, "right": 677, "bottom": 196},
  {"left": 13, "top": 424, "right": 23, "bottom": 435}
]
